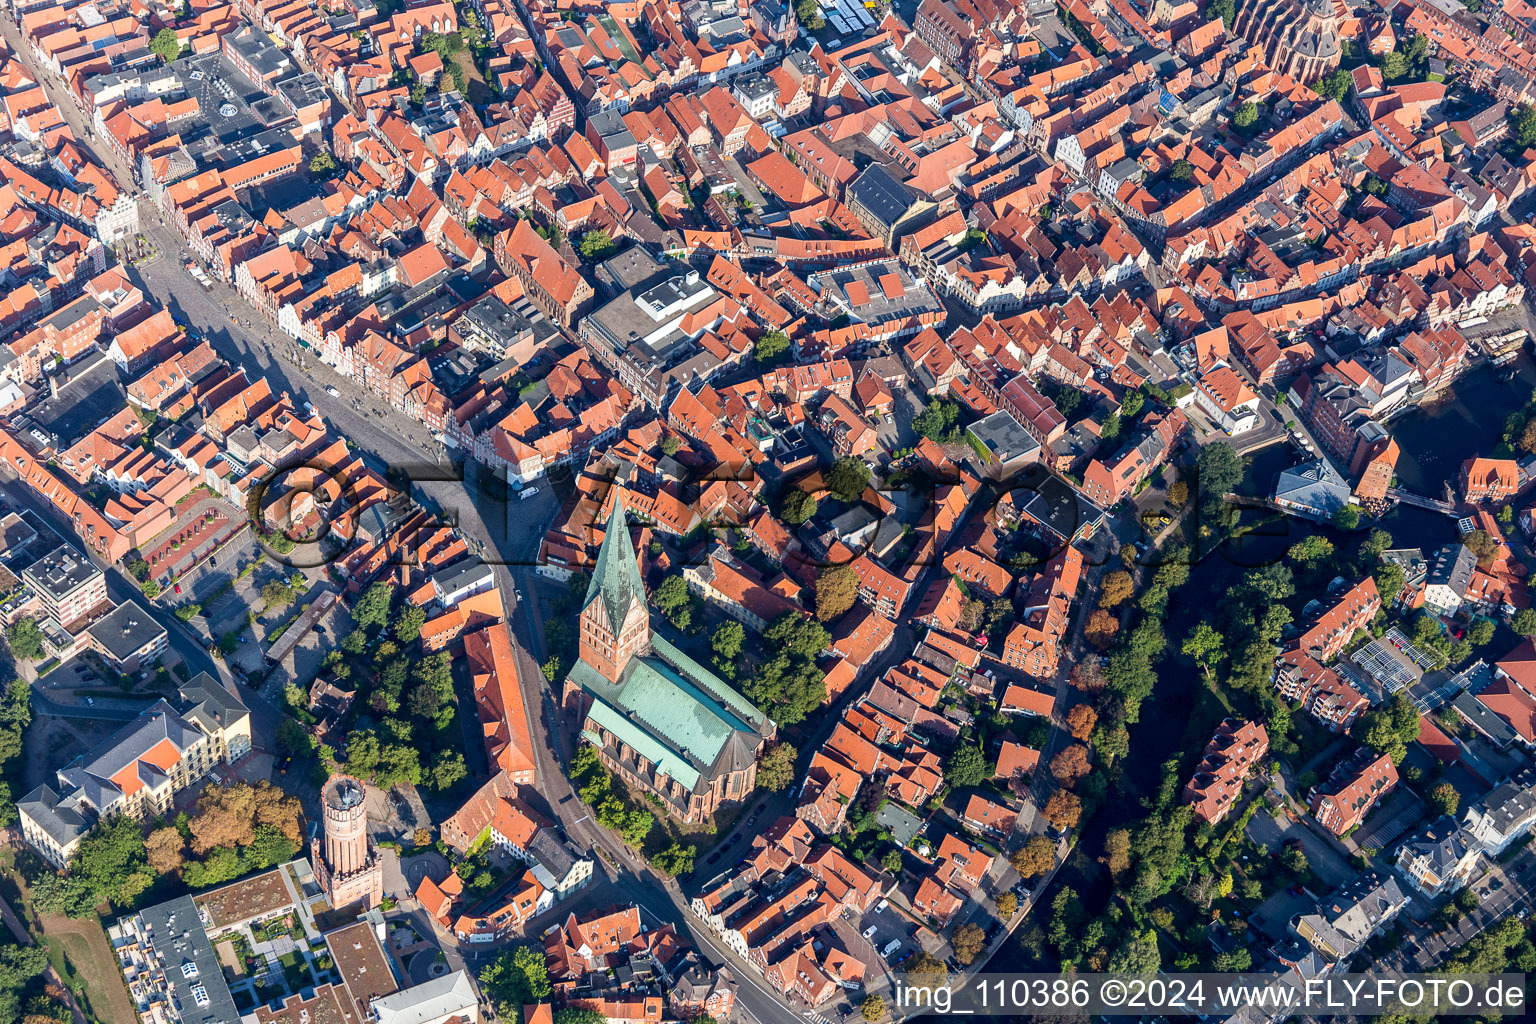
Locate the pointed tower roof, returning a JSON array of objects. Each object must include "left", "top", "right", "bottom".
[{"left": 584, "top": 496, "right": 645, "bottom": 629}]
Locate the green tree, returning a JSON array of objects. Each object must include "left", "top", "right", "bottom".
[
  {"left": 275, "top": 718, "right": 310, "bottom": 755},
  {"left": 1281, "top": 845, "right": 1310, "bottom": 876},
  {"left": 757, "top": 742, "right": 797, "bottom": 791},
  {"left": 1361, "top": 527, "right": 1394, "bottom": 562},
  {"left": 1232, "top": 101, "right": 1259, "bottom": 130},
  {"left": 779, "top": 486, "right": 818, "bottom": 525},
  {"left": 754, "top": 330, "right": 790, "bottom": 365},
  {"left": 1382, "top": 50, "right": 1410, "bottom": 82},
  {"left": 712, "top": 621, "right": 744, "bottom": 662},
  {"left": 912, "top": 398, "right": 961, "bottom": 442},
  {"left": 1358, "top": 693, "right": 1421, "bottom": 764},
  {"left": 345, "top": 730, "right": 382, "bottom": 779},
  {"left": 127, "top": 558, "right": 150, "bottom": 581},
  {"left": 741, "top": 613, "right": 830, "bottom": 725},
  {"left": 860, "top": 996, "right": 885, "bottom": 1022},
  {"left": 795, "top": 0, "right": 825, "bottom": 30},
  {"left": 1197, "top": 442, "right": 1243, "bottom": 499},
  {"left": 430, "top": 750, "right": 467, "bottom": 791},
  {"left": 5, "top": 618, "right": 43, "bottom": 661},
  {"left": 650, "top": 842, "right": 695, "bottom": 877},
  {"left": 1205, "top": 0, "right": 1234, "bottom": 27},
  {"left": 1313, "top": 68, "right": 1353, "bottom": 102},
  {"left": 1373, "top": 560, "right": 1406, "bottom": 606},
  {"left": 1333, "top": 505, "right": 1361, "bottom": 529},
  {"left": 0, "top": 942, "right": 49, "bottom": 1023},
  {"left": 479, "top": 946, "right": 551, "bottom": 1024},
  {"left": 29, "top": 874, "right": 97, "bottom": 918},
  {"left": 577, "top": 229, "right": 618, "bottom": 262},
  {"left": 1183, "top": 623, "right": 1225, "bottom": 681},
  {"left": 244, "top": 823, "right": 298, "bottom": 869},
  {"left": 1213, "top": 949, "right": 1252, "bottom": 972},
  {"left": 395, "top": 606, "right": 427, "bottom": 643},
  {"left": 1170, "top": 158, "right": 1195, "bottom": 184},
  {"left": 375, "top": 744, "right": 423, "bottom": 787},
  {"left": 1427, "top": 781, "right": 1460, "bottom": 817},
  {"left": 826, "top": 457, "right": 870, "bottom": 502},
  {"left": 1289, "top": 534, "right": 1335, "bottom": 569},
  {"left": 621, "top": 809, "right": 654, "bottom": 846},
  {"left": 353, "top": 581, "right": 395, "bottom": 629},
  {"left": 262, "top": 579, "right": 295, "bottom": 612},
  {"left": 1511, "top": 106, "right": 1536, "bottom": 149},
  {"left": 816, "top": 565, "right": 858, "bottom": 621},
  {"left": 654, "top": 575, "right": 691, "bottom": 629},
  {"left": 881, "top": 849, "right": 903, "bottom": 873},
  {"left": 554, "top": 1011, "right": 605, "bottom": 1024},
  {"left": 1468, "top": 618, "right": 1496, "bottom": 648},
  {"left": 67, "top": 813, "right": 155, "bottom": 912},
  {"left": 1514, "top": 608, "right": 1536, "bottom": 637},
  {"left": 151, "top": 28, "right": 182, "bottom": 64},
  {"left": 944, "top": 743, "right": 987, "bottom": 788},
  {"left": 1109, "top": 930, "right": 1161, "bottom": 975},
  {"left": 309, "top": 152, "right": 337, "bottom": 177}
]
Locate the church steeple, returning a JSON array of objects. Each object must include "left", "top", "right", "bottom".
[{"left": 578, "top": 495, "right": 651, "bottom": 682}]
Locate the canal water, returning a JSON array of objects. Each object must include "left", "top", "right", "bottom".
[{"left": 983, "top": 353, "right": 1536, "bottom": 979}]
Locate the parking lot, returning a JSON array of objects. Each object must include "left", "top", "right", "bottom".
[
  {"left": 256, "top": 591, "right": 352, "bottom": 698},
  {"left": 1245, "top": 804, "right": 1357, "bottom": 889},
  {"left": 855, "top": 898, "right": 918, "bottom": 968}
]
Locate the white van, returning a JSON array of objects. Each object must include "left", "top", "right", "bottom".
[{"left": 519, "top": 486, "right": 540, "bottom": 500}]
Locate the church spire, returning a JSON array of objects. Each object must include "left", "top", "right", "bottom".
[{"left": 584, "top": 493, "right": 645, "bottom": 630}]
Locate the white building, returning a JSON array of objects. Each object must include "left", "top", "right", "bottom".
[
  {"left": 1194, "top": 364, "right": 1260, "bottom": 434},
  {"left": 1463, "top": 766, "right": 1536, "bottom": 855},
  {"left": 19, "top": 677, "right": 250, "bottom": 866},
  {"left": 372, "top": 971, "right": 480, "bottom": 1024},
  {"left": 1394, "top": 817, "right": 1481, "bottom": 898}
]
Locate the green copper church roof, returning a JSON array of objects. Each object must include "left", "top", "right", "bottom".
[
  {"left": 583, "top": 500, "right": 645, "bottom": 629},
  {"left": 569, "top": 636, "right": 773, "bottom": 795}
]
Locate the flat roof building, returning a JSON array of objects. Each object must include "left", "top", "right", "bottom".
[
  {"left": 23, "top": 543, "right": 108, "bottom": 634},
  {"left": 87, "top": 600, "right": 169, "bottom": 671}
]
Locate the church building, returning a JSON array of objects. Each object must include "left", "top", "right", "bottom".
[{"left": 563, "top": 500, "right": 776, "bottom": 823}]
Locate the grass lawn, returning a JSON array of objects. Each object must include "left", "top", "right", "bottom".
[
  {"left": 39, "top": 915, "right": 138, "bottom": 1024},
  {"left": 450, "top": 51, "right": 494, "bottom": 105}
]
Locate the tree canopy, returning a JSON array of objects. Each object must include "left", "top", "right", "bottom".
[
  {"left": 826, "top": 457, "right": 870, "bottom": 502},
  {"left": 1513, "top": 105, "right": 1536, "bottom": 149},
  {"left": 944, "top": 743, "right": 988, "bottom": 788},
  {"left": 815, "top": 565, "right": 858, "bottom": 622},
  {"left": 754, "top": 330, "right": 790, "bottom": 365},
  {"left": 1357, "top": 693, "right": 1422, "bottom": 764},
  {"left": 756, "top": 743, "right": 797, "bottom": 791},
  {"left": 353, "top": 581, "right": 396, "bottom": 629},
  {"left": 577, "top": 229, "right": 618, "bottom": 262},
  {"left": 479, "top": 946, "right": 552, "bottom": 1024},
  {"left": 912, "top": 398, "right": 961, "bottom": 442},
  {"left": 740, "top": 613, "right": 829, "bottom": 725},
  {"left": 5, "top": 618, "right": 42, "bottom": 661},
  {"left": 151, "top": 28, "right": 182, "bottom": 64}
]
